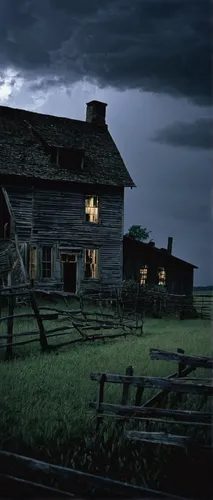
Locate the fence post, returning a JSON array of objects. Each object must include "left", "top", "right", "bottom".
[
  {"left": 201, "top": 295, "right": 204, "bottom": 319},
  {"left": 5, "top": 290, "right": 15, "bottom": 361},
  {"left": 96, "top": 373, "right": 106, "bottom": 432},
  {"left": 179, "top": 298, "right": 184, "bottom": 320},
  {"left": 135, "top": 384, "right": 144, "bottom": 406},
  {"left": 176, "top": 348, "right": 185, "bottom": 405},
  {"left": 30, "top": 290, "right": 48, "bottom": 351},
  {"left": 121, "top": 365, "right": 134, "bottom": 405}
]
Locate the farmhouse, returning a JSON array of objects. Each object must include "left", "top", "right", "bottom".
[
  {"left": 0, "top": 101, "right": 135, "bottom": 293},
  {"left": 123, "top": 235, "right": 197, "bottom": 295}
]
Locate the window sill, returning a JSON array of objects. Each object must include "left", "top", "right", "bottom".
[
  {"left": 85, "top": 221, "right": 100, "bottom": 226},
  {"left": 83, "top": 277, "right": 100, "bottom": 281}
]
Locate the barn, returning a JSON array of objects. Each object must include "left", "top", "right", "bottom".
[{"left": 123, "top": 235, "right": 197, "bottom": 295}]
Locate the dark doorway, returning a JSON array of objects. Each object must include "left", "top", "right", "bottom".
[{"left": 63, "top": 262, "right": 77, "bottom": 293}]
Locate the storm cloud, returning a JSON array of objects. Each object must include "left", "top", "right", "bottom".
[
  {"left": 0, "top": 0, "right": 211, "bottom": 106},
  {"left": 151, "top": 118, "right": 212, "bottom": 150}
]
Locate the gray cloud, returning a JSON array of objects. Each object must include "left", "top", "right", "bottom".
[
  {"left": 0, "top": 0, "right": 211, "bottom": 106},
  {"left": 151, "top": 118, "right": 212, "bottom": 149}
]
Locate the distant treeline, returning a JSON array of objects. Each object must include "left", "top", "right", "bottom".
[{"left": 194, "top": 286, "right": 213, "bottom": 291}]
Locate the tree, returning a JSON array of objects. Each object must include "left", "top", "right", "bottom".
[{"left": 125, "top": 225, "right": 152, "bottom": 242}]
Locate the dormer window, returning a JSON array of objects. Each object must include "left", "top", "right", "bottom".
[
  {"left": 51, "top": 147, "right": 84, "bottom": 169},
  {"left": 85, "top": 195, "right": 99, "bottom": 223}
]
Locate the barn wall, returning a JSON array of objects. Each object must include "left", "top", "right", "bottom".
[
  {"left": 123, "top": 238, "right": 195, "bottom": 295},
  {"left": 4, "top": 184, "right": 124, "bottom": 292}
]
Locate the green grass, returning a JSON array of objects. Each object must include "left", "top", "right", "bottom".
[{"left": 0, "top": 300, "right": 212, "bottom": 497}]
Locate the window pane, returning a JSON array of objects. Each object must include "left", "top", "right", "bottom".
[
  {"left": 29, "top": 248, "right": 37, "bottom": 280},
  {"left": 140, "top": 265, "right": 148, "bottom": 285},
  {"left": 42, "top": 247, "right": 51, "bottom": 261},
  {"left": 85, "top": 249, "right": 98, "bottom": 278},
  {"left": 42, "top": 247, "right": 52, "bottom": 278},
  {"left": 158, "top": 267, "right": 166, "bottom": 286},
  {"left": 85, "top": 195, "right": 99, "bottom": 223},
  {"left": 67, "top": 254, "right": 76, "bottom": 262}
]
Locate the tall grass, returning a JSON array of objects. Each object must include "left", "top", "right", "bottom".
[{"left": 0, "top": 300, "right": 212, "bottom": 497}]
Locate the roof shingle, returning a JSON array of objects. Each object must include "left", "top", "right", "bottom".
[{"left": 0, "top": 105, "right": 135, "bottom": 187}]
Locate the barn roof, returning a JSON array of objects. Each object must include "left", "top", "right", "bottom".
[
  {"left": 123, "top": 235, "right": 198, "bottom": 269},
  {"left": 0, "top": 104, "right": 135, "bottom": 188}
]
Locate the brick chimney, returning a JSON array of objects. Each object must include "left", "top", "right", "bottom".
[
  {"left": 86, "top": 100, "right": 107, "bottom": 126},
  {"left": 167, "top": 237, "right": 173, "bottom": 255}
]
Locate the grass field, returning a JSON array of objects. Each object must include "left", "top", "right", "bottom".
[{"left": 0, "top": 300, "right": 212, "bottom": 497}]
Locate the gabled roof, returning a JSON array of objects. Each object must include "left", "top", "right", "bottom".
[
  {"left": 0, "top": 105, "right": 135, "bottom": 188},
  {"left": 123, "top": 235, "right": 198, "bottom": 269}
]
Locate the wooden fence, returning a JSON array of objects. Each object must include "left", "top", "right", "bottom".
[
  {"left": 0, "top": 284, "right": 143, "bottom": 360},
  {"left": 89, "top": 348, "right": 213, "bottom": 447},
  {"left": 0, "top": 450, "right": 193, "bottom": 499},
  {"left": 192, "top": 294, "right": 212, "bottom": 319}
]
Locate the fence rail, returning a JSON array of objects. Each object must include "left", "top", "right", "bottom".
[
  {"left": 0, "top": 450, "right": 190, "bottom": 500},
  {"left": 0, "top": 284, "right": 143, "bottom": 360},
  {"left": 192, "top": 294, "right": 212, "bottom": 319},
  {"left": 90, "top": 348, "right": 213, "bottom": 443},
  {"left": 150, "top": 348, "right": 213, "bottom": 369}
]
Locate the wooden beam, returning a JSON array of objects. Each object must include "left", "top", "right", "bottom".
[
  {"left": 89, "top": 402, "right": 212, "bottom": 424},
  {"left": 0, "top": 451, "right": 192, "bottom": 500},
  {"left": 90, "top": 373, "right": 213, "bottom": 395},
  {"left": 0, "top": 473, "right": 75, "bottom": 498},
  {"left": 30, "top": 291, "right": 48, "bottom": 350},
  {"left": 0, "top": 283, "right": 30, "bottom": 292},
  {"left": 125, "top": 431, "right": 211, "bottom": 451},
  {"left": 150, "top": 349, "right": 213, "bottom": 369},
  {"left": 5, "top": 291, "right": 15, "bottom": 360},
  {"left": 2, "top": 188, "right": 27, "bottom": 283},
  {"left": 0, "top": 312, "right": 58, "bottom": 322},
  {"left": 126, "top": 431, "right": 191, "bottom": 448}
]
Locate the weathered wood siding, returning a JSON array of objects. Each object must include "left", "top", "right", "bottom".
[
  {"left": 4, "top": 184, "right": 124, "bottom": 292},
  {"left": 5, "top": 186, "right": 33, "bottom": 241}
]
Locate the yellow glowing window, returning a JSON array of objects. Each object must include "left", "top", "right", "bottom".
[
  {"left": 140, "top": 265, "right": 148, "bottom": 285},
  {"left": 158, "top": 267, "right": 166, "bottom": 286},
  {"left": 85, "top": 249, "right": 99, "bottom": 278},
  {"left": 85, "top": 195, "right": 99, "bottom": 223}
]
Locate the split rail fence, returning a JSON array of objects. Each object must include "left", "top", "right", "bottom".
[
  {"left": 90, "top": 348, "right": 213, "bottom": 450},
  {"left": 0, "top": 284, "right": 143, "bottom": 360},
  {"left": 0, "top": 450, "right": 192, "bottom": 499}
]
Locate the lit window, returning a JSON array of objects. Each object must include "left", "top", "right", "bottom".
[
  {"left": 85, "top": 249, "right": 99, "bottom": 278},
  {"left": 85, "top": 195, "right": 99, "bottom": 223},
  {"left": 42, "top": 247, "right": 52, "bottom": 278},
  {"left": 29, "top": 248, "right": 37, "bottom": 280},
  {"left": 158, "top": 267, "right": 166, "bottom": 286},
  {"left": 140, "top": 265, "right": 148, "bottom": 285}
]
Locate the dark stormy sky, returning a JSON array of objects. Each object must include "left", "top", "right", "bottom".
[{"left": 0, "top": 0, "right": 212, "bottom": 286}]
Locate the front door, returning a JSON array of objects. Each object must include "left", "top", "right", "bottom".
[{"left": 63, "top": 261, "right": 77, "bottom": 293}]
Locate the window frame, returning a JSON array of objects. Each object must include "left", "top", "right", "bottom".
[
  {"left": 84, "top": 194, "right": 99, "bottom": 224},
  {"left": 158, "top": 267, "right": 166, "bottom": 286},
  {"left": 29, "top": 247, "right": 37, "bottom": 281},
  {"left": 84, "top": 248, "right": 99, "bottom": 280},
  {"left": 41, "top": 246, "right": 53, "bottom": 279},
  {"left": 139, "top": 265, "right": 148, "bottom": 285}
]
